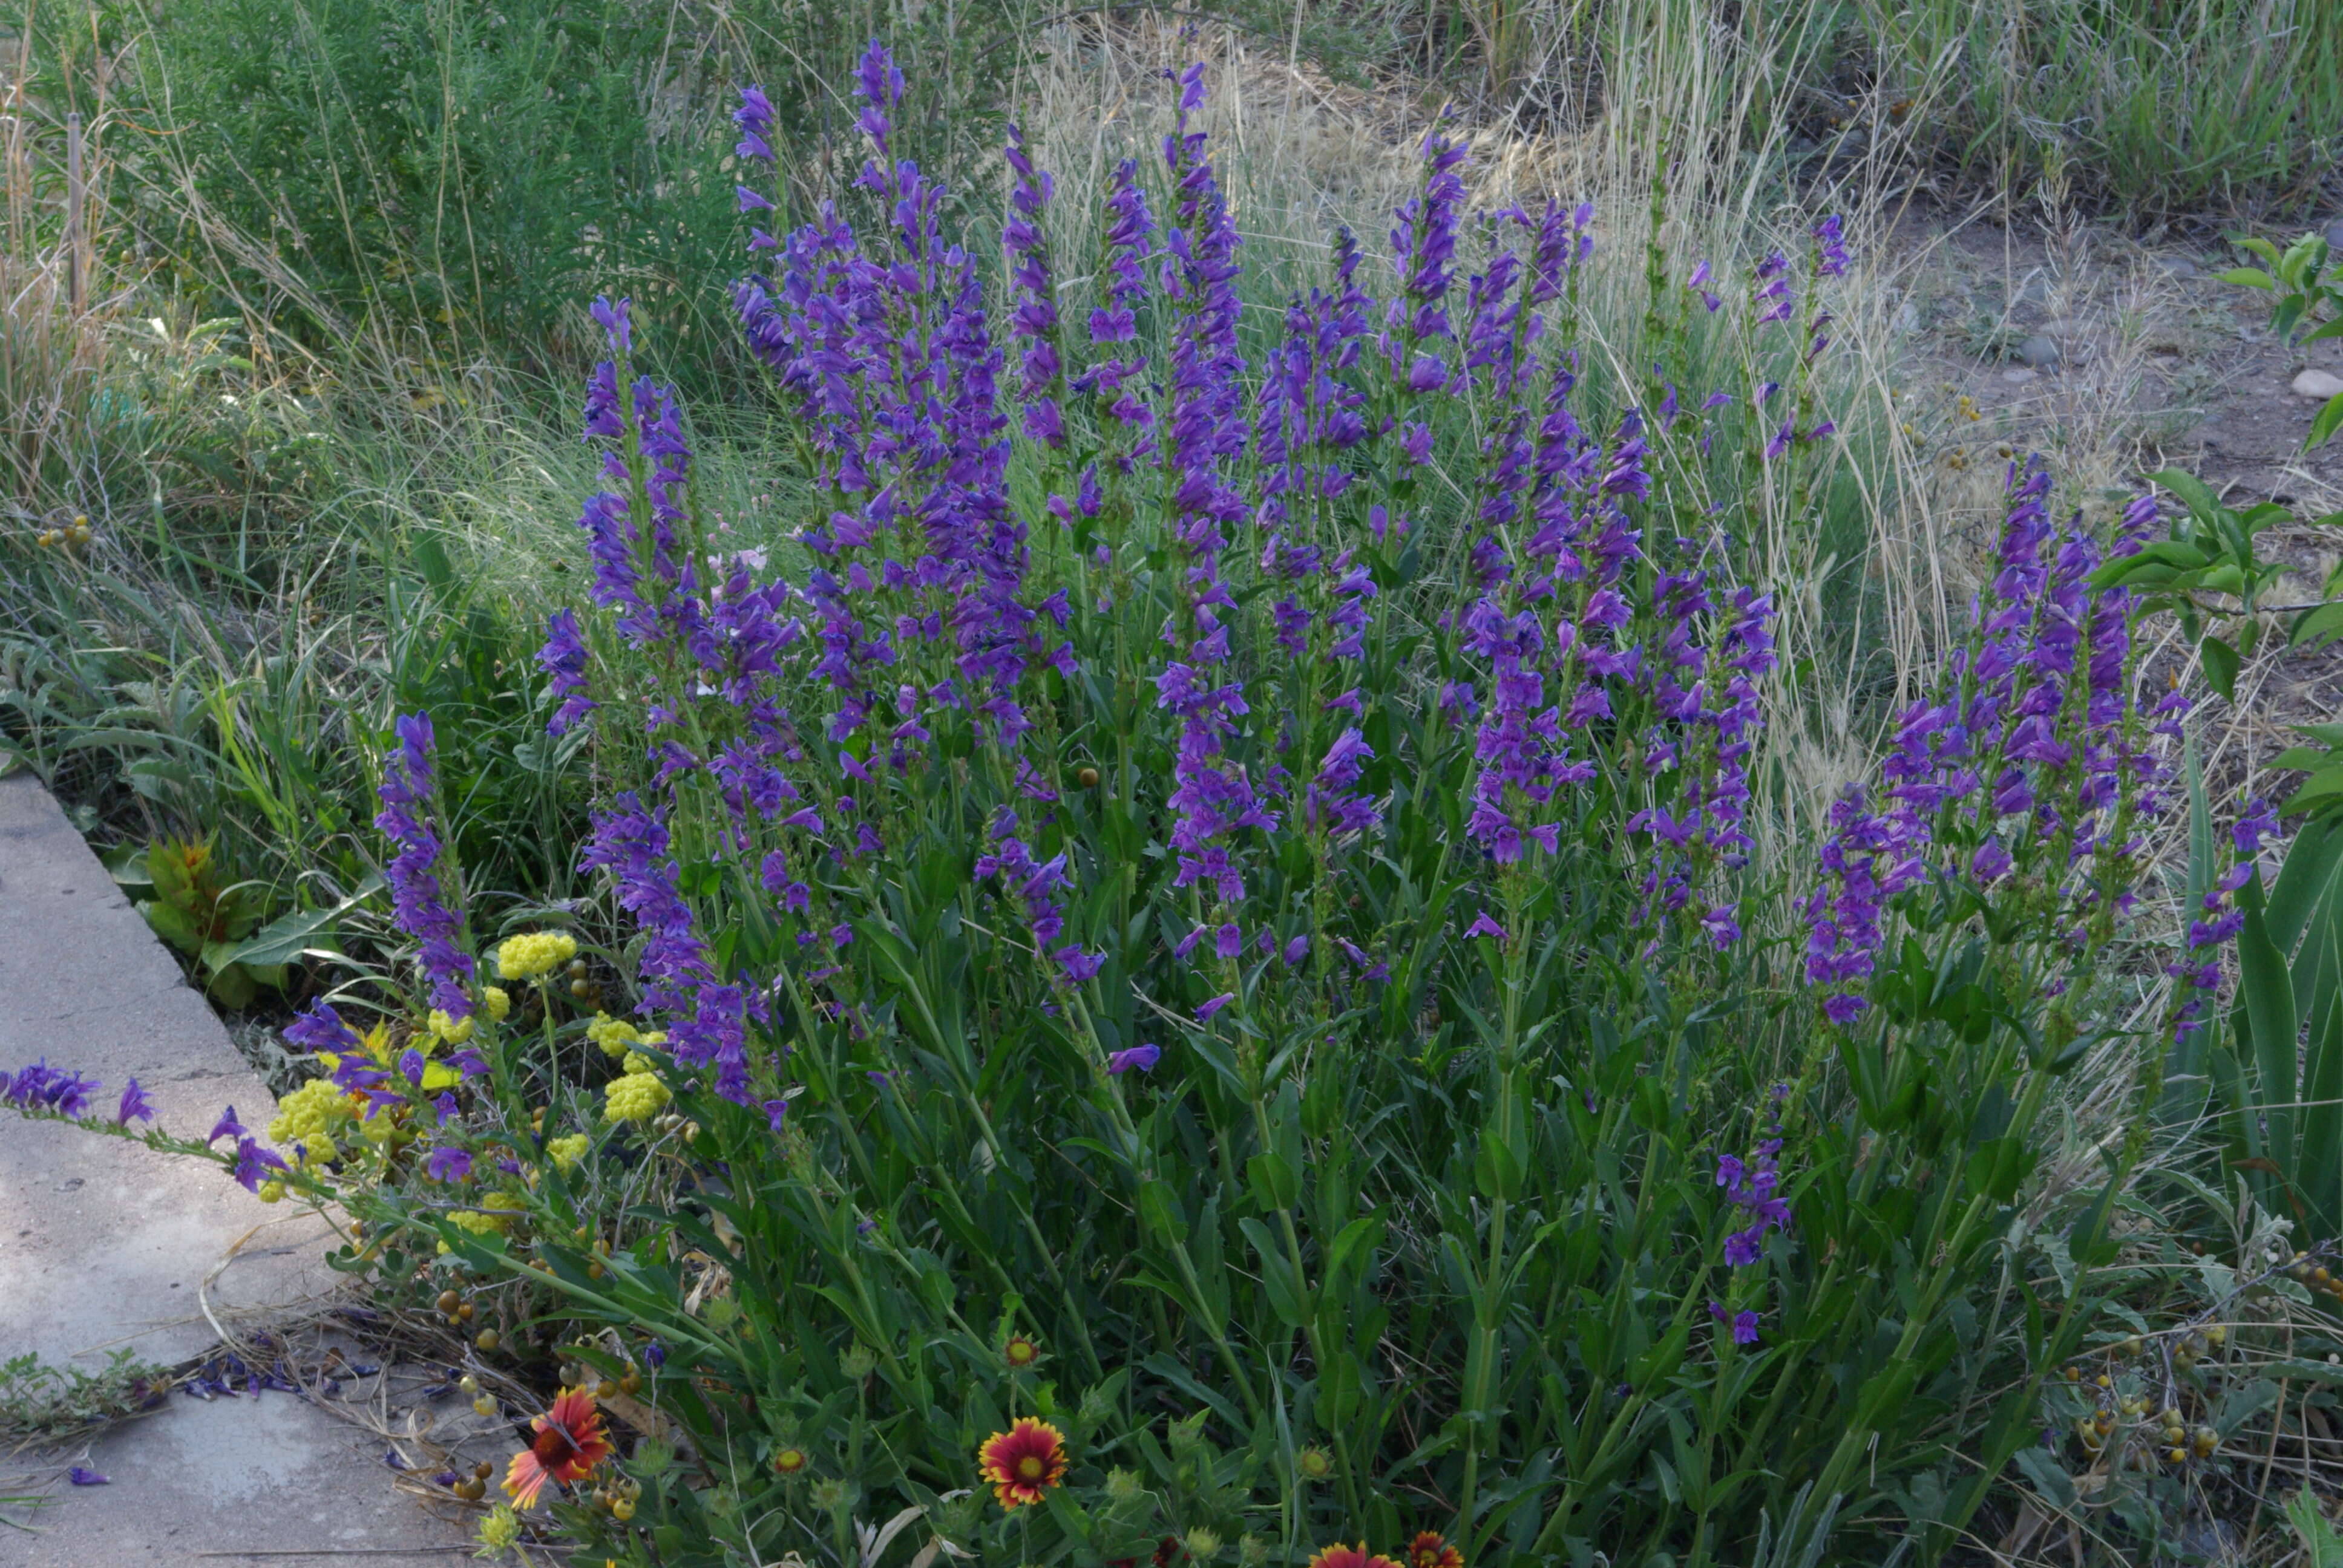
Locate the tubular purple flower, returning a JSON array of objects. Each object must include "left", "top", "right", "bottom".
[
  {"left": 1107, "top": 1043, "right": 1161, "bottom": 1074},
  {"left": 231, "top": 1137, "right": 288, "bottom": 1193}
]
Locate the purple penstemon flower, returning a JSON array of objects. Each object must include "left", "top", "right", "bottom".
[
  {"left": 231, "top": 1137, "right": 289, "bottom": 1194},
  {"left": 537, "top": 609, "right": 596, "bottom": 737},
  {"left": 733, "top": 85, "right": 777, "bottom": 162},
  {"left": 1708, "top": 1301, "right": 1761, "bottom": 1347},
  {"left": 5, "top": 1060, "right": 102, "bottom": 1119},
  {"left": 1386, "top": 124, "right": 1468, "bottom": 388},
  {"left": 375, "top": 713, "right": 476, "bottom": 1022},
  {"left": 1107, "top": 1043, "right": 1161, "bottom": 1075},
  {"left": 1811, "top": 214, "right": 1849, "bottom": 278},
  {"left": 579, "top": 793, "right": 758, "bottom": 1101},
  {"left": 1003, "top": 123, "right": 1067, "bottom": 450},
  {"left": 116, "top": 1078, "right": 154, "bottom": 1125},
  {"left": 1717, "top": 1126, "right": 1791, "bottom": 1266},
  {"left": 1150, "top": 65, "right": 1275, "bottom": 947}
]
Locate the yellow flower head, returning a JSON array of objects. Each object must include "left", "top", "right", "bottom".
[
  {"left": 621, "top": 1050, "right": 654, "bottom": 1076},
  {"left": 284, "top": 1131, "right": 339, "bottom": 1171},
  {"left": 453, "top": 1191, "right": 526, "bottom": 1236},
  {"left": 603, "top": 1072, "right": 670, "bottom": 1124},
  {"left": 497, "top": 931, "right": 579, "bottom": 982},
  {"left": 483, "top": 986, "right": 511, "bottom": 1022},
  {"left": 586, "top": 1013, "right": 640, "bottom": 1057},
  {"left": 257, "top": 1178, "right": 287, "bottom": 1203},
  {"left": 545, "top": 1134, "right": 591, "bottom": 1175},
  {"left": 430, "top": 1008, "right": 477, "bottom": 1045},
  {"left": 268, "top": 1076, "right": 356, "bottom": 1145}
]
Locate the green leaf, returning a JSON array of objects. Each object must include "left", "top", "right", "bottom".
[
  {"left": 1136, "top": 1180, "right": 1187, "bottom": 1246},
  {"left": 2150, "top": 466, "right": 2224, "bottom": 522},
  {"left": 2301, "top": 938, "right": 2343, "bottom": 1236},
  {"left": 2215, "top": 266, "right": 2277, "bottom": 290},
  {"left": 2240, "top": 905, "right": 2300, "bottom": 1174},
  {"left": 2011, "top": 1446, "right": 2077, "bottom": 1512},
  {"left": 2312, "top": 391, "right": 2343, "bottom": 452},
  {"left": 2200, "top": 636, "right": 2240, "bottom": 701},
  {"left": 2282, "top": 768, "right": 2343, "bottom": 817},
  {"left": 2287, "top": 1487, "right": 2343, "bottom": 1568},
  {"left": 210, "top": 873, "right": 384, "bottom": 968}
]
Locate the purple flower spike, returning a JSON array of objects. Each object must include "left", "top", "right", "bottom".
[
  {"left": 207, "top": 1106, "right": 247, "bottom": 1145},
  {"left": 733, "top": 86, "right": 776, "bottom": 161},
  {"left": 1812, "top": 214, "right": 1849, "bottom": 278},
  {"left": 538, "top": 609, "right": 596, "bottom": 737},
  {"left": 589, "top": 295, "right": 632, "bottom": 356},
  {"left": 375, "top": 713, "right": 476, "bottom": 1021},
  {"left": 116, "top": 1078, "right": 154, "bottom": 1125}
]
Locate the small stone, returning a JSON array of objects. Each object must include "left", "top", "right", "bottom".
[
  {"left": 2002, "top": 368, "right": 2037, "bottom": 385},
  {"left": 2293, "top": 368, "right": 2343, "bottom": 401},
  {"left": 2326, "top": 219, "right": 2343, "bottom": 250},
  {"left": 2155, "top": 255, "right": 2200, "bottom": 279},
  {"left": 2014, "top": 335, "right": 2062, "bottom": 368}
]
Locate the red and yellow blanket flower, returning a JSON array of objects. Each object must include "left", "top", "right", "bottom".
[
  {"left": 1309, "top": 1546, "right": 1402, "bottom": 1568},
  {"left": 1409, "top": 1533, "right": 1464, "bottom": 1568},
  {"left": 977, "top": 1416, "right": 1068, "bottom": 1509},
  {"left": 502, "top": 1387, "right": 612, "bottom": 1508}
]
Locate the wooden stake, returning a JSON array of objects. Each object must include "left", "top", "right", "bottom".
[{"left": 65, "top": 109, "right": 84, "bottom": 313}]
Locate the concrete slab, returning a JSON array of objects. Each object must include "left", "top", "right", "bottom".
[
  {"left": 0, "top": 1388, "right": 477, "bottom": 1567},
  {"left": 0, "top": 773, "right": 329, "bottom": 1368}
]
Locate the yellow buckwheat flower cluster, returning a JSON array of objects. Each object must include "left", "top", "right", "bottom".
[
  {"left": 587, "top": 1012, "right": 639, "bottom": 1056},
  {"left": 268, "top": 1077, "right": 356, "bottom": 1147},
  {"left": 483, "top": 985, "right": 511, "bottom": 1021},
  {"left": 586, "top": 1013, "right": 663, "bottom": 1057},
  {"left": 429, "top": 1008, "right": 476, "bottom": 1045},
  {"left": 496, "top": 931, "right": 579, "bottom": 981},
  {"left": 621, "top": 1050, "right": 655, "bottom": 1077},
  {"left": 545, "top": 1134, "right": 591, "bottom": 1174},
  {"left": 284, "top": 1131, "right": 339, "bottom": 1171},
  {"left": 603, "top": 1072, "right": 670, "bottom": 1123},
  {"left": 453, "top": 1191, "right": 526, "bottom": 1235}
]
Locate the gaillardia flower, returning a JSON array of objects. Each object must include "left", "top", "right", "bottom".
[
  {"left": 502, "top": 1388, "right": 612, "bottom": 1508},
  {"left": 1003, "top": 1334, "right": 1041, "bottom": 1369},
  {"left": 977, "top": 1416, "right": 1068, "bottom": 1509},
  {"left": 1308, "top": 1545, "right": 1401, "bottom": 1568},
  {"left": 1409, "top": 1532, "right": 1464, "bottom": 1568}
]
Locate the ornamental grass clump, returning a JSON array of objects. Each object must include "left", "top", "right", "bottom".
[{"left": 2, "top": 45, "right": 2282, "bottom": 1568}]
